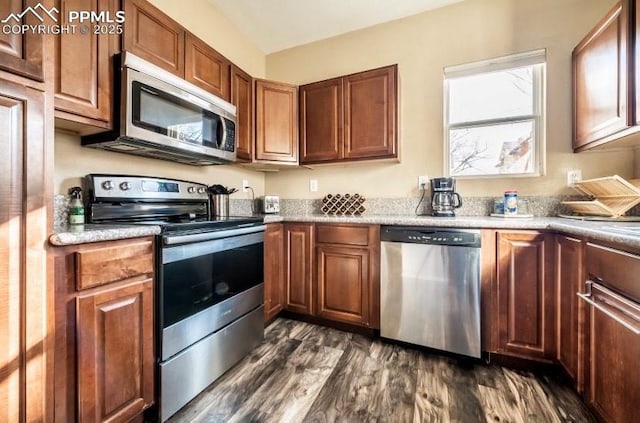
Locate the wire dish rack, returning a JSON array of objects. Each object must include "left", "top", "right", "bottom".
[
  {"left": 562, "top": 175, "right": 640, "bottom": 217},
  {"left": 321, "top": 194, "right": 366, "bottom": 216}
]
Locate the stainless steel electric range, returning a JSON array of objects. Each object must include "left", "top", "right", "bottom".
[{"left": 85, "top": 174, "right": 265, "bottom": 422}]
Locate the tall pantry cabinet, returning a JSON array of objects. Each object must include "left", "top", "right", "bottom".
[{"left": 0, "top": 0, "right": 54, "bottom": 421}]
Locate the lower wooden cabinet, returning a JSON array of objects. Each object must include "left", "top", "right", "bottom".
[
  {"left": 283, "top": 223, "right": 314, "bottom": 315},
  {"left": 555, "top": 235, "right": 584, "bottom": 390},
  {"left": 77, "top": 277, "right": 154, "bottom": 423},
  {"left": 282, "top": 223, "right": 380, "bottom": 329},
  {"left": 494, "top": 231, "right": 555, "bottom": 361},
  {"left": 583, "top": 283, "right": 640, "bottom": 423},
  {"left": 316, "top": 224, "right": 379, "bottom": 328},
  {"left": 53, "top": 237, "right": 155, "bottom": 423},
  {"left": 316, "top": 245, "right": 371, "bottom": 326},
  {"left": 582, "top": 243, "right": 640, "bottom": 423},
  {"left": 264, "top": 223, "right": 284, "bottom": 323}
]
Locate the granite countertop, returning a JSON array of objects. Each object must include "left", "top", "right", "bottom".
[
  {"left": 50, "top": 224, "right": 162, "bottom": 246},
  {"left": 50, "top": 214, "right": 640, "bottom": 250},
  {"left": 263, "top": 214, "right": 640, "bottom": 250}
]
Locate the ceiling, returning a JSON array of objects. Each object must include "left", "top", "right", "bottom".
[{"left": 207, "top": 0, "right": 463, "bottom": 54}]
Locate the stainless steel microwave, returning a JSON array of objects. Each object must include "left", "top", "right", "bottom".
[{"left": 82, "top": 52, "right": 237, "bottom": 165}]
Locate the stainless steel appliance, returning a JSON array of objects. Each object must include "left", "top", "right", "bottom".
[
  {"left": 261, "top": 195, "right": 280, "bottom": 214},
  {"left": 430, "top": 177, "right": 462, "bottom": 217},
  {"left": 85, "top": 174, "right": 264, "bottom": 422},
  {"left": 82, "top": 52, "right": 237, "bottom": 165},
  {"left": 380, "top": 226, "right": 481, "bottom": 358}
]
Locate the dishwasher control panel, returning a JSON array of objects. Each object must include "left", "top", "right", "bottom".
[{"left": 381, "top": 226, "right": 481, "bottom": 247}]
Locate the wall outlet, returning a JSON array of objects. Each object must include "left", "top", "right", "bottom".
[
  {"left": 418, "top": 175, "right": 428, "bottom": 190},
  {"left": 567, "top": 170, "right": 582, "bottom": 187},
  {"left": 310, "top": 179, "right": 318, "bottom": 192},
  {"left": 242, "top": 180, "right": 250, "bottom": 192}
]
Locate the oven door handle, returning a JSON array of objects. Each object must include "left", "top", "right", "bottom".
[
  {"left": 163, "top": 229, "right": 264, "bottom": 264},
  {"left": 577, "top": 280, "right": 640, "bottom": 335},
  {"left": 163, "top": 224, "right": 265, "bottom": 245}
]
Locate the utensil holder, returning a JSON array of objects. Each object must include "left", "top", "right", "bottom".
[{"left": 211, "top": 194, "right": 229, "bottom": 218}]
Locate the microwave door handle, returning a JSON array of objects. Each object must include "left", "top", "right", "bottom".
[{"left": 219, "top": 116, "right": 226, "bottom": 149}]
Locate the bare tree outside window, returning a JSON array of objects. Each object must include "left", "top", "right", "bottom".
[{"left": 444, "top": 51, "right": 545, "bottom": 178}]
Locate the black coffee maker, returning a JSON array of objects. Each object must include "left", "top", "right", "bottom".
[{"left": 430, "top": 177, "right": 462, "bottom": 217}]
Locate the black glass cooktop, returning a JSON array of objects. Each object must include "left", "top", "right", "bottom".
[{"left": 158, "top": 216, "right": 264, "bottom": 235}]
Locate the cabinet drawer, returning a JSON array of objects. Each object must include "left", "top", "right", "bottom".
[
  {"left": 586, "top": 243, "right": 640, "bottom": 302},
  {"left": 75, "top": 239, "right": 154, "bottom": 290},
  {"left": 316, "top": 224, "right": 371, "bottom": 246}
]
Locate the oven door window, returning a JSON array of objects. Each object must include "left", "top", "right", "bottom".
[
  {"left": 162, "top": 238, "right": 263, "bottom": 328},
  {"left": 131, "top": 81, "right": 223, "bottom": 149}
]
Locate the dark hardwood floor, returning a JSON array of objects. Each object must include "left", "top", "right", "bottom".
[{"left": 168, "top": 318, "right": 594, "bottom": 423}]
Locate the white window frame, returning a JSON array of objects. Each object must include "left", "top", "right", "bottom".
[{"left": 443, "top": 49, "right": 546, "bottom": 178}]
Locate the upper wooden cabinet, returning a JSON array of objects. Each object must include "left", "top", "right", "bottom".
[
  {"left": 344, "top": 66, "right": 397, "bottom": 160},
  {"left": 0, "top": 0, "right": 45, "bottom": 81},
  {"left": 300, "top": 78, "right": 343, "bottom": 162},
  {"left": 54, "top": 0, "right": 120, "bottom": 133},
  {"left": 494, "top": 231, "right": 555, "bottom": 361},
  {"left": 185, "top": 33, "right": 230, "bottom": 101},
  {"left": 573, "top": 2, "right": 631, "bottom": 150},
  {"left": 255, "top": 79, "right": 299, "bottom": 164},
  {"left": 123, "top": 0, "right": 231, "bottom": 100},
  {"left": 299, "top": 65, "right": 398, "bottom": 164},
  {"left": 231, "top": 65, "right": 254, "bottom": 161},
  {"left": 123, "top": 0, "right": 185, "bottom": 76}
]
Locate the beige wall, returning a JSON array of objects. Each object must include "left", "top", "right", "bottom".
[
  {"left": 54, "top": 0, "right": 266, "bottom": 197},
  {"left": 264, "top": 0, "right": 632, "bottom": 199},
  {"left": 54, "top": 132, "right": 265, "bottom": 196}
]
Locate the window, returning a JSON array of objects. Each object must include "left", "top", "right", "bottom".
[{"left": 444, "top": 50, "right": 546, "bottom": 178}]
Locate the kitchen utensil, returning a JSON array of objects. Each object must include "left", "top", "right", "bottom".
[
  {"left": 207, "top": 185, "right": 238, "bottom": 195},
  {"left": 211, "top": 194, "right": 229, "bottom": 217}
]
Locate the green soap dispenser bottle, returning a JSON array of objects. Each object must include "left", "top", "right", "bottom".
[{"left": 68, "top": 186, "right": 85, "bottom": 225}]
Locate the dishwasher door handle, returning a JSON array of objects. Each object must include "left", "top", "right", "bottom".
[{"left": 577, "top": 281, "right": 640, "bottom": 335}]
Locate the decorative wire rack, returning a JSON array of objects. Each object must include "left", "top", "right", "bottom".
[{"left": 321, "top": 194, "right": 366, "bottom": 216}]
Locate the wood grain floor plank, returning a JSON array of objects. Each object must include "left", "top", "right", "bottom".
[
  {"left": 434, "top": 355, "right": 485, "bottom": 422},
  {"left": 362, "top": 341, "right": 418, "bottom": 421},
  {"left": 288, "top": 321, "right": 355, "bottom": 350},
  {"left": 536, "top": 375, "right": 598, "bottom": 423},
  {"left": 226, "top": 341, "right": 343, "bottom": 423},
  {"left": 477, "top": 385, "right": 525, "bottom": 423},
  {"left": 168, "top": 319, "right": 595, "bottom": 423},
  {"left": 167, "top": 337, "right": 301, "bottom": 423},
  {"left": 413, "top": 354, "right": 450, "bottom": 423},
  {"left": 503, "top": 368, "right": 561, "bottom": 423},
  {"left": 304, "top": 345, "right": 383, "bottom": 422}
]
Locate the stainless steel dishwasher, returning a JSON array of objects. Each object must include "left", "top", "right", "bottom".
[{"left": 380, "top": 226, "right": 481, "bottom": 358}]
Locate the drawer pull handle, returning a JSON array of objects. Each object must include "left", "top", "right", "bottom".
[{"left": 577, "top": 289, "right": 640, "bottom": 335}]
